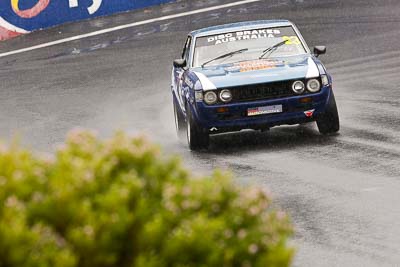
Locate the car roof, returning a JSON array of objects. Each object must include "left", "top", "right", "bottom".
[{"left": 190, "top": 20, "right": 294, "bottom": 38}]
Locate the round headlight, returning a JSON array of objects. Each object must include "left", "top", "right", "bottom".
[
  {"left": 307, "top": 79, "right": 321, "bottom": 93},
  {"left": 292, "top": 81, "right": 305, "bottom": 94},
  {"left": 219, "top": 89, "right": 232, "bottom": 103},
  {"left": 204, "top": 91, "right": 218, "bottom": 105}
]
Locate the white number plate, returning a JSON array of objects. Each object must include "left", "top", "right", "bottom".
[{"left": 247, "top": 105, "right": 283, "bottom": 116}]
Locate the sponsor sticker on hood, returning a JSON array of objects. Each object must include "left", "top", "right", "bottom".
[{"left": 225, "top": 59, "right": 284, "bottom": 73}]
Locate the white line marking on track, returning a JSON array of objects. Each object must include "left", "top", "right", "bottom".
[{"left": 0, "top": 0, "right": 263, "bottom": 58}]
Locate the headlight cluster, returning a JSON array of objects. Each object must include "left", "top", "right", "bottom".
[
  {"left": 292, "top": 78, "right": 322, "bottom": 94},
  {"left": 201, "top": 77, "right": 326, "bottom": 105},
  {"left": 203, "top": 89, "right": 233, "bottom": 105}
]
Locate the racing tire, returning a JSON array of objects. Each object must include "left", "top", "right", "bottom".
[
  {"left": 186, "top": 105, "right": 209, "bottom": 150},
  {"left": 317, "top": 92, "right": 340, "bottom": 134},
  {"left": 173, "top": 97, "right": 186, "bottom": 140}
]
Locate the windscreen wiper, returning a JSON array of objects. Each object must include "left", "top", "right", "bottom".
[
  {"left": 259, "top": 40, "right": 287, "bottom": 59},
  {"left": 202, "top": 48, "right": 248, "bottom": 68}
]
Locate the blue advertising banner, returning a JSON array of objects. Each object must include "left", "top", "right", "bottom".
[{"left": 0, "top": 0, "right": 173, "bottom": 40}]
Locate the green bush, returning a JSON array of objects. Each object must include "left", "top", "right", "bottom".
[{"left": 0, "top": 130, "right": 293, "bottom": 267}]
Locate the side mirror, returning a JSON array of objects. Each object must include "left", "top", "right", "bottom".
[
  {"left": 173, "top": 59, "right": 187, "bottom": 68},
  {"left": 313, "top": 46, "right": 326, "bottom": 57}
]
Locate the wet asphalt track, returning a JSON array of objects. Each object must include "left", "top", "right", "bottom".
[{"left": 1, "top": 0, "right": 400, "bottom": 266}]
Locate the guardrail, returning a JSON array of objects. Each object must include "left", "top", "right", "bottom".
[{"left": 0, "top": 0, "right": 174, "bottom": 41}]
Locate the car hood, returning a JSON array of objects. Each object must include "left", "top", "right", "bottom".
[{"left": 192, "top": 54, "right": 321, "bottom": 90}]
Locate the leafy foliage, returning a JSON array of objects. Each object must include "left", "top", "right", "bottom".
[{"left": 0, "top": 130, "right": 293, "bottom": 267}]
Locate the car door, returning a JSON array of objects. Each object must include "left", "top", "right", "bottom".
[{"left": 173, "top": 36, "right": 192, "bottom": 110}]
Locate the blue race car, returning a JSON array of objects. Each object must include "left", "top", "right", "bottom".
[{"left": 172, "top": 20, "right": 339, "bottom": 150}]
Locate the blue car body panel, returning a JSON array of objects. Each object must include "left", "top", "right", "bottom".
[{"left": 171, "top": 20, "right": 333, "bottom": 134}]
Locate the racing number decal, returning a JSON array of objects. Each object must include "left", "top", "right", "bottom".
[
  {"left": 11, "top": 0, "right": 50, "bottom": 18},
  {"left": 282, "top": 36, "right": 301, "bottom": 45}
]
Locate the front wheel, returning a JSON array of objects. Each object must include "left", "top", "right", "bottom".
[
  {"left": 186, "top": 106, "right": 209, "bottom": 150},
  {"left": 317, "top": 92, "right": 340, "bottom": 134}
]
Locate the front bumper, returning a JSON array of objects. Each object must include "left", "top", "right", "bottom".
[{"left": 191, "top": 85, "right": 332, "bottom": 133}]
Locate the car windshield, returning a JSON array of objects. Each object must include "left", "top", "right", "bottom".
[{"left": 193, "top": 26, "right": 307, "bottom": 68}]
